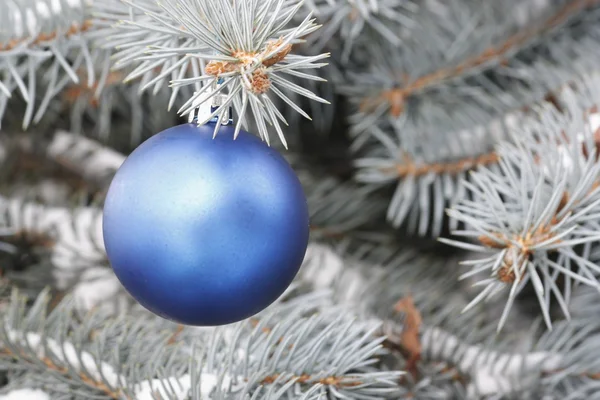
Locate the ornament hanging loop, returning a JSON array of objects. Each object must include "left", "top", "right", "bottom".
[
  {"left": 210, "top": 78, "right": 233, "bottom": 126},
  {"left": 190, "top": 78, "right": 233, "bottom": 126}
]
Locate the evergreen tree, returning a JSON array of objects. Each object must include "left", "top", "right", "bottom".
[{"left": 2, "top": 0, "right": 600, "bottom": 398}]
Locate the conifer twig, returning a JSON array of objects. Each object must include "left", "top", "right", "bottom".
[
  {"left": 442, "top": 94, "right": 600, "bottom": 331},
  {"left": 95, "top": 0, "right": 330, "bottom": 147},
  {"left": 359, "top": 0, "right": 600, "bottom": 118},
  {"left": 0, "top": 1, "right": 106, "bottom": 129}
]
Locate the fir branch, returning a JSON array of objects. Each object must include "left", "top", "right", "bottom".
[
  {"left": 2, "top": 290, "right": 129, "bottom": 399},
  {"left": 230, "top": 300, "right": 405, "bottom": 398},
  {"left": 6, "top": 130, "right": 386, "bottom": 266},
  {"left": 383, "top": 287, "right": 600, "bottom": 399},
  {"left": 269, "top": 60, "right": 337, "bottom": 138},
  {"left": 295, "top": 243, "right": 470, "bottom": 397},
  {"left": 296, "top": 239, "right": 572, "bottom": 397},
  {"left": 69, "top": 267, "right": 130, "bottom": 317},
  {"left": 381, "top": 152, "right": 501, "bottom": 179},
  {"left": 95, "top": 0, "right": 330, "bottom": 147},
  {"left": 392, "top": 296, "right": 422, "bottom": 379},
  {"left": 0, "top": 197, "right": 66, "bottom": 256},
  {"left": 0, "top": 193, "right": 108, "bottom": 310},
  {"left": 530, "top": 318, "right": 600, "bottom": 398},
  {"left": 48, "top": 205, "right": 106, "bottom": 289},
  {"left": 352, "top": 73, "right": 600, "bottom": 238},
  {"left": 6, "top": 180, "right": 80, "bottom": 208},
  {"left": 569, "top": 284, "right": 600, "bottom": 320},
  {"left": 0, "top": 133, "right": 109, "bottom": 208},
  {"left": 61, "top": 70, "right": 125, "bottom": 109}
]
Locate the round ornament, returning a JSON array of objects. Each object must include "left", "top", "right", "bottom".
[{"left": 102, "top": 122, "right": 309, "bottom": 326}]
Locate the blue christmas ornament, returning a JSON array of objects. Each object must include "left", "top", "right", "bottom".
[{"left": 102, "top": 122, "right": 309, "bottom": 326}]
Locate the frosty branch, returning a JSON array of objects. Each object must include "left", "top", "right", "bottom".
[{"left": 359, "top": 0, "right": 600, "bottom": 118}]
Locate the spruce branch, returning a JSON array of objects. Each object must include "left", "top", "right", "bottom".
[
  {"left": 354, "top": 132, "right": 506, "bottom": 236},
  {"left": 0, "top": 389, "right": 50, "bottom": 400},
  {"left": 441, "top": 93, "right": 600, "bottom": 331},
  {"left": 44, "top": 131, "right": 125, "bottom": 189},
  {"left": 95, "top": 0, "right": 330, "bottom": 147},
  {"left": 1, "top": 288, "right": 203, "bottom": 399},
  {"left": 269, "top": 62, "right": 337, "bottom": 137},
  {"left": 295, "top": 236, "right": 600, "bottom": 398},
  {"left": 298, "top": 170, "right": 387, "bottom": 239},
  {"left": 0, "top": 1, "right": 109, "bottom": 129},
  {"left": 1, "top": 287, "right": 405, "bottom": 399},
  {"left": 0, "top": 195, "right": 106, "bottom": 292},
  {"left": 345, "top": 0, "right": 600, "bottom": 142},
  {"left": 303, "top": 0, "right": 419, "bottom": 61},
  {"left": 357, "top": 0, "right": 598, "bottom": 120},
  {"left": 346, "top": 0, "right": 600, "bottom": 235}
]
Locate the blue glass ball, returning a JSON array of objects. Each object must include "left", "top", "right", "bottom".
[{"left": 102, "top": 123, "right": 309, "bottom": 326}]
